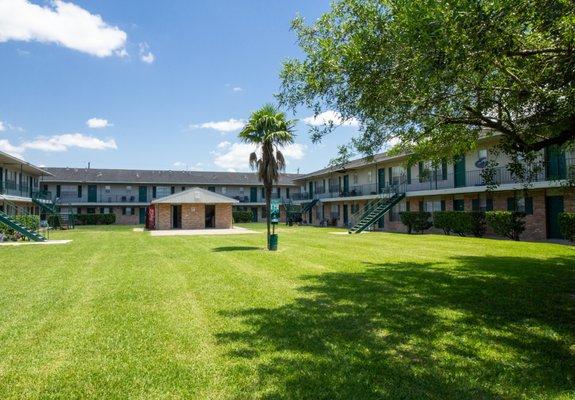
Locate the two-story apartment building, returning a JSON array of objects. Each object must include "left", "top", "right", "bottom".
[
  {"left": 292, "top": 138, "right": 575, "bottom": 241},
  {"left": 40, "top": 168, "right": 301, "bottom": 225},
  {"left": 0, "top": 150, "right": 50, "bottom": 216}
]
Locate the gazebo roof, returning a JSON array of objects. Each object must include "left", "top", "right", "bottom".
[{"left": 151, "top": 187, "right": 239, "bottom": 205}]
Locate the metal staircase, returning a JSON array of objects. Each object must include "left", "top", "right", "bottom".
[
  {"left": 302, "top": 198, "right": 319, "bottom": 214},
  {"left": 32, "top": 191, "right": 59, "bottom": 215},
  {"left": 348, "top": 190, "right": 405, "bottom": 234},
  {"left": 0, "top": 200, "right": 47, "bottom": 242}
]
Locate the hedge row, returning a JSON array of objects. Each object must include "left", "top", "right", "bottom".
[
  {"left": 558, "top": 212, "right": 575, "bottom": 241},
  {"left": 233, "top": 210, "right": 253, "bottom": 223},
  {"left": 433, "top": 211, "right": 486, "bottom": 237},
  {"left": 400, "top": 211, "right": 527, "bottom": 240},
  {"left": 74, "top": 213, "right": 116, "bottom": 225}
]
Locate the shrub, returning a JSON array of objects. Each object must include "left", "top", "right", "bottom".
[
  {"left": 74, "top": 213, "right": 116, "bottom": 225},
  {"left": 400, "top": 211, "right": 432, "bottom": 234},
  {"left": 558, "top": 212, "right": 575, "bottom": 241},
  {"left": 47, "top": 214, "right": 61, "bottom": 229},
  {"left": 486, "top": 211, "right": 526, "bottom": 241},
  {"left": 233, "top": 210, "right": 253, "bottom": 223},
  {"left": 432, "top": 211, "right": 485, "bottom": 237},
  {"left": 468, "top": 211, "right": 487, "bottom": 238},
  {"left": 0, "top": 214, "right": 40, "bottom": 240}
]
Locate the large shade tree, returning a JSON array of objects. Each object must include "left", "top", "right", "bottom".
[
  {"left": 239, "top": 104, "right": 296, "bottom": 249},
  {"left": 279, "top": 0, "right": 575, "bottom": 174}
]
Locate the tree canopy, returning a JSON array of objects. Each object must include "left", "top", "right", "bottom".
[{"left": 279, "top": 0, "right": 575, "bottom": 166}]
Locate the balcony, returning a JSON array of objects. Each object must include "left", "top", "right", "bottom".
[
  {"left": 0, "top": 181, "right": 38, "bottom": 198},
  {"left": 295, "top": 158, "right": 575, "bottom": 201}
]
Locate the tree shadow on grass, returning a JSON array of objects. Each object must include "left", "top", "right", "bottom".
[
  {"left": 216, "top": 255, "right": 575, "bottom": 399},
  {"left": 212, "top": 246, "right": 261, "bottom": 252}
]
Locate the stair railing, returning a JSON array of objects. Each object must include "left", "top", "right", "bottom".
[{"left": 0, "top": 197, "right": 49, "bottom": 240}]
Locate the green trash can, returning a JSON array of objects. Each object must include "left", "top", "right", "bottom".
[{"left": 269, "top": 234, "right": 278, "bottom": 251}]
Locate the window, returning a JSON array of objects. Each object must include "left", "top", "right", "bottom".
[
  {"left": 156, "top": 186, "right": 170, "bottom": 198},
  {"left": 77, "top": 185, "right": 82, "bottom": 198},
  {"left": 425, "top": 200, "right": 442, "bottom": 212},
  {"left": 104, "top": 185, "right": 111, "bottom": 193},
  {"left": 453, "top": 199, "right": 465, "bottom": 211},
  {"left": 171, "top": 186, "right": 175, "bottom": 194},
  {"left": 508, "top": 196, "right": 533, "bottom": 215},
  {"left": 276, "top": 187, "right": 281, "bottom": 198},
  {"left": 353, "top": 174, "right": 359, "bottom": 184},
  {"left": 87, "top": 207, "right": 96, "bottom": 214},
  {"left": 181, "top": 186, "right": 186, "bottom": 192},
  {"left": 126, "top": 186, "right": 132, "bottom": 192},
  {"left": 367, "top": 171, "right": 373, "bottom": 183},
  {"left": 221, "top": 187, "right": 227, "bottom": 194},
  {"left": 123, "top": 207, "right": 133, "bottom": 216},
  {"left": 478, "top": 149, "right": 488, "bottom": 159}
]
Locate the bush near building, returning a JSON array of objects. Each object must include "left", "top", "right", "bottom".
[
  {"left": 400, "top": 211, "right": 432, "bottom": 234},
  {"left": 74, "top": 214, "right": 116, "bottom": 226},
  {"left": 486, "top": 211, "right": 526, "bottom": 241},
  {"left": 0, "top": 215, "right": 40, "bottom": 241},
  {"left": 232, "top": 210, "right": 253, "bottom": 223},
  {"left": 433, "top": 211, "right": 486, "bottom": 237},
  {"left": 558, "top": 212, "right": 575, "bottom": 241}
]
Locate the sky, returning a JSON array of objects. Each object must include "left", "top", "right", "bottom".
[{"left": 0, "top": 0, "right": 362, "bottom": 173}]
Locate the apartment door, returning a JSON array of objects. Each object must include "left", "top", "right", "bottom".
[
  {"left": 343, "top": 175, "right": 350, "bottom": 195},
  {"left": 546, "top": 196, "right": 564, "bottom": 239},
  {"left": 250, "top": 187, "right": 258, "bottom": 202},
  {"left": 88, "top": 185, "right": 97, "bottom": 202},
  {"left": 139, "top": 207, "right": 146, "bottom": 224},
  {"left": 172, "top": 205, "right": 182, "bottom": 229},
  {"left": 545, "top": 146, "right": 566, "bottom": 180},
  {"left": 251, "top": 207, "right": 258, "bottom": 222},
  {"left": 454, "top": 156, "right": 466, "bottom": 188},
  {"left": 139, "top": 186, "right": 147, "bottom": 202},
  {"left": 377, "top": 168, "right": 386, "bottom": 193},
  {"left": 205, "top": 205, "right": 215, "bottom": 228}
]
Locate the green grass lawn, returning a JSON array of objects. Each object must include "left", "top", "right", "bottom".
[{"left": 0, "top": 224, "right": 574, "bottom": 399}]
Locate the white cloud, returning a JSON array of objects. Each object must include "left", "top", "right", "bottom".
[
  {"left": 0, "top": 139, "right": 24, "bottom": 158},
  {"left": 303, "top": 110, "right": 359, "bottom": 127},
  {"left": 0, "top": 121, "right": 5, "bottom": 131},
  {"left": 22, "top": 133, "right": 117, "bottom": 152},
  {"left": 189, "top": 118, "right": 245, "bottom": 133},
  {"left": 0, "top": 0, "right": 127, "bottom": 57},
  {"left": 86, "top": 117, "right": 112, "bottom": 128},
  {"left": 281, "top": 143, "right": 307, "bottom": 160},
  {"left": 0, "top": 119, "right": 25, "bottom": 132},
  {"left": 139, "top": 42, "right": 154, "bottom": 64},
  {"left": 212, "top": 141, "right": 306, "bottom": 171},
  {"left": 232, "top": 86, "right": 243, "bottom": 92}
]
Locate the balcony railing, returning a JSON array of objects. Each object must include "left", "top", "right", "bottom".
[
  {"left": 0, "top": 181, "right": 39, "bottom": 198},
  {"left": 294, "top": 158, "right": 575, "bottom": 201}
]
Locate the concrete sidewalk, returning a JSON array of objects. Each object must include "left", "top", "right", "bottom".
[{"left": 149, "top": 226, "right": 257, "bottom": 236}]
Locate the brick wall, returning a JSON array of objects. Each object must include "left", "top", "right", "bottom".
[
  {"left": 215, "top": 204, "right": 233, "bottom": 228},
  {"left": 156, "top": 204, "right": 171, "bottom": 230},
  {"left": 182, "top": 204, "right": 204, "bottom": 229}
]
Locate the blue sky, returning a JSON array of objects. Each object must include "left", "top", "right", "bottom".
[{"left": 0, "top": 0, "right": 361, "bottom": 173}]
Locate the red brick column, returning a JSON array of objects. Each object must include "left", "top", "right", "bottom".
[{"left": 215, "top": 204, "right": 232, "bottom": 229}]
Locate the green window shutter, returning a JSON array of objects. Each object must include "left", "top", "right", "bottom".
[
  {"left": 418, "top": 162, "right": 424, "bottom": 182},
  {"left": 406, "top": 201, "right": 410, "bottom": 212},
  {"left": 388, "top": 167, "right": 392, "bottom": 185},
  {"left": 152, "top": 186, "right": 157, "bottom": 198},
  {"left": 472, "top": 198, "right": 480, "bottom": 211},
  {"left": 507, "top": 197, "right": 515, "bottom": 211},
  {"left": 441, "top": 159, "right": 448, "bottom": 180},
  {"left": 440, "top": 200, "right": 446, "bottom": 211},
  {"left": 525, "top": 197, "right": 533, "bottom": 215},
  {"left": 406, "top": 166, "right": 411, "bottom": 184},
  {"left": 418, "top": 201, "right": 424, "bottom": 211},
  {"left": 486, "top": 198, "right": 493, "bottom": 211}
]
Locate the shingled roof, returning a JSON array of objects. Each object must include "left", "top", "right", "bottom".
[
  {"left": 42, "top": 167, "right": 301, "bottom": 186},
  {"left": 151, "top": 187, "right": 238, "bottom": 204}
]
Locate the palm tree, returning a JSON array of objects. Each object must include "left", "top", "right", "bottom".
[{"left": 239, "top": 104, "right": 296, "bottom": 249}]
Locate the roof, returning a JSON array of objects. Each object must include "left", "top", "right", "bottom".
[
  {"left": 151, "top": 187, "right": 239, "bottom": 204},
  {"left": 0, "top": 150, "right": 53, "bottom": 176},
  {"left": 42, "top": 167, "right": 301, "bottom": 186},
  {"left": 293, "top": 152, "right": 407, "bottom": 181}
]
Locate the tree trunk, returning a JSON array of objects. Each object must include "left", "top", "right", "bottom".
[{"left": 266, "top": 185, "right": 272, "bottom": 250}]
